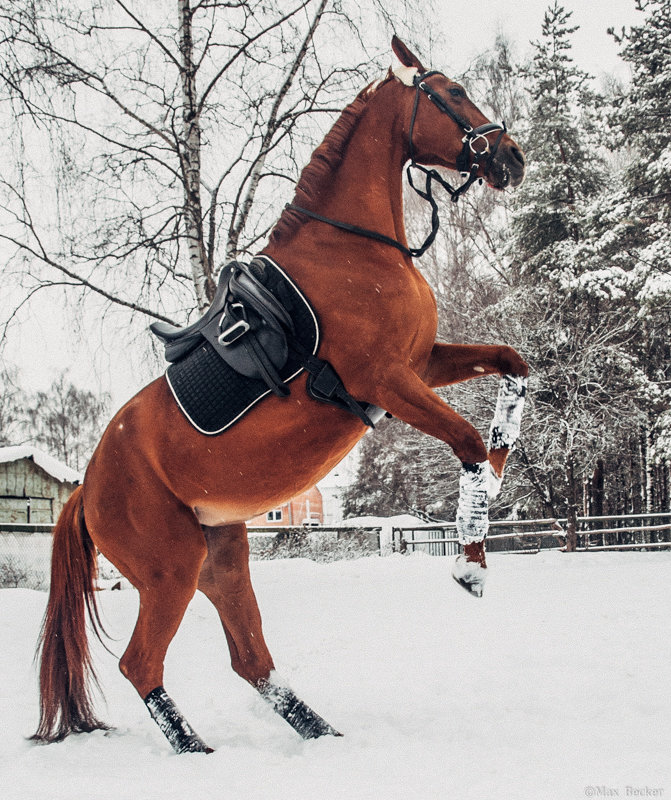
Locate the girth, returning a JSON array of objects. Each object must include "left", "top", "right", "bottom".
[{"left": 151, "top": 256, "right": 385, "bottom": 432}]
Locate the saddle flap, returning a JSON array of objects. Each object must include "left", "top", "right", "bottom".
[
  {"left": 200, "top": 305, "right": 289, "bottom": 382},
  {"left": 230, "top": 268, "right": 295, "bottom": 335},
  {"left": 150, "top": 260, "right": 293, "bottom": 382}
]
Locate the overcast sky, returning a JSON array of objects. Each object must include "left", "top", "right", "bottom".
[
  {"left": 436, "top": 0, "right": 641, "bottom": 80},
  {"left": 2, "top": 0, "right": 646, "bottom": 405}
]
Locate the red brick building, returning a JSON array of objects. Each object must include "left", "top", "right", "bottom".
[{"left": 248, "top": 485, "right": 323, "bottom": 527}]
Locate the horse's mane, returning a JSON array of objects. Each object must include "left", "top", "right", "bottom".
[{"left": 269, "top": 73, "right": 394, "bottom": 244}]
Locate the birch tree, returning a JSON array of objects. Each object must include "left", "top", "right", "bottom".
[{"left": 0, "top": 0, "right": 421, "bottom": 333}]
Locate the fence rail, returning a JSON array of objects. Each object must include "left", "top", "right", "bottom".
[
  {"left": 1, "top": 514, "right": 670, "bottom": 589},
  {"left": 393, "top": 511, "right": 671, "bottom": 556},
  {"left": 0, "top": 523, "right": 384, "bottom": 588}
]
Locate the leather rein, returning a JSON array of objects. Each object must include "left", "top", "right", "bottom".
[{"left": 287, "top": 70, "right": 507, "bottom": 259}]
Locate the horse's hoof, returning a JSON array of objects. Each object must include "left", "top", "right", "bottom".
[{"left": 452, "top": 554, "right": 487, "bottom": 598}]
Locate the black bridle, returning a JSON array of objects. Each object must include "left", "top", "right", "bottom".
[{"left": 287, "top": 70, "right": 507, "bottom": 259}]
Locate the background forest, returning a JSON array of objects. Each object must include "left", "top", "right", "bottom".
[
  {"left": 1, "top": 0, "right": 670, "bottom": 522},
  {"left": 344, "top": 0, "right": 671, "bottom": 524}
]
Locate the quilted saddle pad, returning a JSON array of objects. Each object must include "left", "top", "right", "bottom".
[{"left": 165, "top": 256, "right": 319, "bottom": 435}]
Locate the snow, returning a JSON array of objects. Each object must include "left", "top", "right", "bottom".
[
  {"left": 2, "top": 551, "right": 670, "bottom": 799},
  {"left": 0, "top": 445, "right": 82, "bottom": 485}
]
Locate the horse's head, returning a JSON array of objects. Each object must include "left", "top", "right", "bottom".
[{"left": 391, "top": 36, "right": 526, "bottom": 192}]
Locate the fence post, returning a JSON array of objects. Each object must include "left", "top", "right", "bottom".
[{"left": 379, "top": 522, "right": 394, "bottom": 556}]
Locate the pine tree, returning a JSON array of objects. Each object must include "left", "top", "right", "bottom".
[
  {"left": 508, "top": 2, "right": 606, "bottom": 279},
  {"left": 496, "top": 3, "right": 643, "bottom": 538},
  {"left": 600, "top": 0, "right": 671, "bottom": 512}
]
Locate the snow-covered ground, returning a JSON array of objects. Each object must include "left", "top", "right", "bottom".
[{"left": 2, "top": 551, "right": 670, "bottom": 800}]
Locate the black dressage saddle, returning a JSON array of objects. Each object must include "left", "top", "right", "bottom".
[
  {"left": 151, "top": 259, "right": 294, "bottom": 397},
  {"left": 151, "top": 256, "right": 384, "bottom": 434}
]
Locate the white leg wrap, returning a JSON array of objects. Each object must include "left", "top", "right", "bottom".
[
  {"left": 452, "top": 374, "right": 527, "bottom": 597},
  {"left": 487, "top": 374, "right": 527, "bottom": 452},
  {"left": 456, "top": 461, "right": 489, "bottom": 544},
  {"left": 487, "top": 462, "right": 503, "bottom": 499}
]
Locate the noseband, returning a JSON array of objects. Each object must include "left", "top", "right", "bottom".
[{"left": 287, "top": 71, "right": 507, "bottom": 259}]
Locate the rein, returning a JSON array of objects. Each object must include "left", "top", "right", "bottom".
[{"left": 287, "top": 70, "right": 507, "bottom": 259}]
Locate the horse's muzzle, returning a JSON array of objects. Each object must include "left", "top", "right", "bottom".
[{"left": 487, "top": 142, "right": 526, "bottom": 190}]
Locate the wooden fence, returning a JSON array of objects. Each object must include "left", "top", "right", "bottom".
[
  {"left": 1, "top": 513, "right": 670, "bottom": 589},
  {"left": 393, "top": 511, "right": 671, "bottom": 556}
]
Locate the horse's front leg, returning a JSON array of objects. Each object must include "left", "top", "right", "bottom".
[
  {"left": 424, "top": 342, "right": 528, "bottom": 479},
  {"left": 369, "top": 365, "right": 491, "bottom": 540},
  {"left": 368, "top": 363, "right": 525, "bottom": 597},
  {"left": 424, "top": 342, "right": 528, "bottom": 388}
]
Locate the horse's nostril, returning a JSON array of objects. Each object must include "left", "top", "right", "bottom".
[{"left": 510, "top": 147, "right": 525, "bottom": 167}]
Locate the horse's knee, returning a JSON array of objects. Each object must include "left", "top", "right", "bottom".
[
  {"left": 497, "top": 345, "right": 529, "bottom": 377},
  {"left": 202, "top": 524, "right": 249, "bottom": 570},
  {"left": 453, "top": 426, "right": 487, "bottom": 464}
]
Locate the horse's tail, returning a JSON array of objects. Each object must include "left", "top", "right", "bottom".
[{"left": 31, "top": 485, "right": 109, "bottom": 742}]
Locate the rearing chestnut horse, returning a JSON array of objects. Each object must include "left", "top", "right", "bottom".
[{"left": 33, "top": 37, "right": 528, "bottom": 753}]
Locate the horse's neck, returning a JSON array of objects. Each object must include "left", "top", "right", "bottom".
[{"left": 320, "top": 105, "right": 408, "bottom": 247}]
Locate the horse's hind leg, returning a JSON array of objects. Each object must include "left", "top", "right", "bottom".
[
  {"left": 198, "top": 523, "right": 341, "bottom": 739},
  {"left": 109, "top": 508, "right": 212, "bottom": 753}
]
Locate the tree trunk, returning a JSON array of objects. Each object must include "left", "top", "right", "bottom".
[
  {"left": 565, "top": 457, "right": 579, "bottom": 552},
  {"left": 645, "top": 425, "right": 655, "bottom": 515},
  {"left": 178, "top": 0, "right": 212, "bottom": 309},
  {"left": 591, "top": 458, "right": 604, "bottom": 517},
  {"left": 225, "top": 0, "right": 328, "bottom": 261}
]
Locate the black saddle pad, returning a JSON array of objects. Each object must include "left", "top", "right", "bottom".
[{"left": 165, "top": 256, "right": 319, "bottom": 434}]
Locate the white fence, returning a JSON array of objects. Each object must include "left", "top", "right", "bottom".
[
  {"left": 0, "top": 525, "right": 53, "bottom": 589},
  {"left": 0, "top": 523, "right": 384, "bottom": 589},
  {"left": 2, "top": 513, "right": 670, "bottom": 589}
]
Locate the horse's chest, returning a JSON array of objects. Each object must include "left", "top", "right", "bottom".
[
  {"left": 373, "top": 270, "right": 437, "bottom": 349},
  {"left": 316, "top": 267, "right": 437, "bottom": 367}
]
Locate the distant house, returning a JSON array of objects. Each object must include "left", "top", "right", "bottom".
[
  {"left": 248, "top": 485, "right": 324, "bottom": 527},
  {"left": 317, "top": 450, "right": 358, "bottom": 524},
  {"left": 0, "top": 446, "right": 82, "bottom": 525}
]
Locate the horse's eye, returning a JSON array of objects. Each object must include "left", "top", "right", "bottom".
[{"left": 449, "top": 87, "right": 464, "bottom": 98}]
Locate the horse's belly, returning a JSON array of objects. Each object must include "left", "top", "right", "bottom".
[{"left": 87, "top": 375, "right": 366, "bottom": 530}]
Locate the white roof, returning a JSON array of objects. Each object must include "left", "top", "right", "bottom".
[
  {"left": 340, "top": 514, "right": 428, "bottom": 528},
  {"left": 0, "top": 446, "right": 82, "bottom": 485}
]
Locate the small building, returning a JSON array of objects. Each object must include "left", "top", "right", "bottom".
[
  {"left": 248, "top": 485, "right": 324, "bottom": 527},
  {"left": 317, "top": 449, "right": 359, "bottom": 524},
  {"left": 0, "top": 446, "right": 82, "bottom": 524}
]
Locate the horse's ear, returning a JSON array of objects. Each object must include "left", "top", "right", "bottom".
[{"left": 391, "top": 35, "right": 426, "bottom": 73}]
